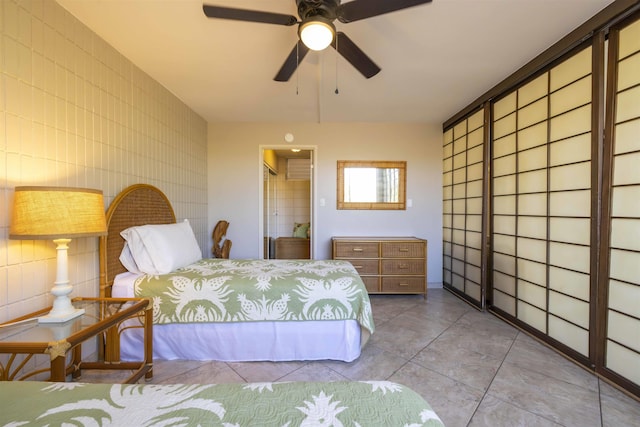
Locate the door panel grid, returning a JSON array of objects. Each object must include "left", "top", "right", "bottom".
[
  {"left": 490, "top": 45, "right": 593, "bottom": 358},
  {"left": 600, "top": 15, "right": 640, "bottom": 392},
  {"left": 442, "top": 109, "right": 485, "bottom": 307}
]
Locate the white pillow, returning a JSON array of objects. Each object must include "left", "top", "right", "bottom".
[
  {"left": 119, "top": 242, "right": 142, "bottom": 274},
  {"left": 120, "top": 219, "right": 202, "bottom": 275}
]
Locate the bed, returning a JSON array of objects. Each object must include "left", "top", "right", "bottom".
[
  {"left": 100, "top": 184, "right": 374, "bottom": 362},
  {"left": 0, "top": 380, "right": 444, "bottom": 426}
]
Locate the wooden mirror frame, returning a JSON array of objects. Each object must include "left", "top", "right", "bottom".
[{"left": 337, "top": 160, "right": 406, "bottom": 210}]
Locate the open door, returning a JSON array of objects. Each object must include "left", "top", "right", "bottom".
[{"left": 261, "top": 147, "right": 314, "bottom": 259}]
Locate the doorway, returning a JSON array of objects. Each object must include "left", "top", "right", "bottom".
[{"left": 261, "top": 146, "right": 315, "bottom": 259}]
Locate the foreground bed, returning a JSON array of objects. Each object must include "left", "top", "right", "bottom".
[
  {"left": 0, "top": 380, "right": 445, "bottom": 426},
  {"left": 101, "top": 184, "right": 374, "bottom": 362}
]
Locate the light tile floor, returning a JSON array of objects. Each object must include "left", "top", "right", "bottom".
[{"left": 83, "top": 289, "right": 640, "bottom": 426}]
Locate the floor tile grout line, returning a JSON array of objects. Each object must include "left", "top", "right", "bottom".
[
  {"left": 380, "top": 299, "right": 482, "bottom": 411},
  {"left": 507, "top": 332, "right": 606, "bottom": 396},
  {"left": 462, "top": 329, "right": 520, "bottom": 426},
  {"left": 466, "top": 330, "right": 572, "bottom": 427},
  {"left": 597, "top": 378, "right": 604, "bottom": 427},
  {"left": 410, "top": 302, "right": 506, "bottom": 426},
  {"left": 225, "top": 361, "right": 250, "bottom": 383}
]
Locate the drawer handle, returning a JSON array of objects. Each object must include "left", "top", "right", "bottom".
[
  {"left": 352, "top": 248, "right": 363, "bottom": 252},
  {"left": 399, "top": 283, "right": 409, "bottom": 287},
  {"left": 399, "top": 264, "right": 409, "bottom": 269},
  {"left": 399, "top": 248, "right": 409, "bottom": 252}
]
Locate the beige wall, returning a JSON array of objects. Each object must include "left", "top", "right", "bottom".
[
  {"left": 0, "top": 0, "right": 208, "bottom": 323},
  {"left": 208, "top": 122, "right": 444, "bottom": 285}
]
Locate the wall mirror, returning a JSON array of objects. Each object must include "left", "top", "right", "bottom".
[{"left": 337, "top": 160, "right": 406, "bottom": 210}]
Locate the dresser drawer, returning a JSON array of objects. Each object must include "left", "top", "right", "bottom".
[
  {"left": 381, "top": 277, "right": 425, "bottom": 293},
  {"left": 381, "top": 259, "right": 425, "bottom": 275},
  {"left": 381, "top": 242, "right": 425, "bottom": 258},
  {"left": 345, "top": 259, "right": 379, "bottom": 275},
  {"left": 334, "top": 242, "right": 379, "bottom": 258},
  {"left": 360, "top": 276, "right": 380, "bottom": 293}
]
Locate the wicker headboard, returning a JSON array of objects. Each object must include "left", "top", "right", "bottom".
[{"left": 99, "top": 184, "right": 176, "bottom": 297}]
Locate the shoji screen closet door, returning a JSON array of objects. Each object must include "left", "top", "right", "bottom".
[
  {"left": 442, "top": 110, "right": 486, "bottom": 308},
  {"left": 599, "top": 15, "right": 640, "bottom": 396},
  {"left": 441, "top": 7, "right": 640, "bottom": 400},
  {"left": 490, "top": 45, "right": 594, "bottom": 364}
]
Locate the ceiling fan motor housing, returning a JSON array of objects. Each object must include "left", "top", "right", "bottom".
[{"left": 296, "top": 0, "right": 340, "bottom": 21}]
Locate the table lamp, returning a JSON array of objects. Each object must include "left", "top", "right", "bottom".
[{"left": 9, "top": 186, "right": 107, "bottom": 323}]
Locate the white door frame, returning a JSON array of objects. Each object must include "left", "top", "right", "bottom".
[{"left": 258, "top": 145, "right": 318, "bottom": 259}]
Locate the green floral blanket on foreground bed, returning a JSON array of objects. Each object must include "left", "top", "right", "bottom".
[
  {"left": 134, "top": 258, "right": 374, "bottom": 335},
  {"left": 0, "top": 380, "right": 444, "bottom": 426}
]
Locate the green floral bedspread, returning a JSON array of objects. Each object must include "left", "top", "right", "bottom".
[
  {"left": 0, "top": 380, "right": 444, "bottom": 426},
  {"left": 134, "top": 259, "right": 374, "bottom": 336}
]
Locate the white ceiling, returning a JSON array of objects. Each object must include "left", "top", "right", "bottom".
[{"left": 56, "top": 0, "right": 615, "bottom": 124}]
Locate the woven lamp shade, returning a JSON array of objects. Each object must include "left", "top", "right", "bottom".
[{"left": 10, "top": 186, "right": 107, "bottom": 239}]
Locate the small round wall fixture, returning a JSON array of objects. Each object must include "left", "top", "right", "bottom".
[{"left": 284, "top": 133, "right": 294, "bottom": 143}]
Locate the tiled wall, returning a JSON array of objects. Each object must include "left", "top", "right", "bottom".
[
  {"left": 0, "top": 0, "right": 208, "bottom": 323},
  {"left": 274, "top": 156, "right": 310, "bottom": 238}
]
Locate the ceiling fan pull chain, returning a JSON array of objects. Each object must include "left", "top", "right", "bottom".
[
  {"left": 296, "top": 42, "right": 300, "bottom": 95},
  {"left": 335, "top": 35, "right": 339, "bottom": 94}
]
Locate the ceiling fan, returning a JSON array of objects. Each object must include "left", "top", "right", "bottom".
[{"left": 202, "top": 0, "right": 433, "bottom": 82}]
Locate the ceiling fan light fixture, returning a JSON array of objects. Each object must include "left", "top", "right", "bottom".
[{"left": 299, "top": 18, "right": 335, "bottom": 51}]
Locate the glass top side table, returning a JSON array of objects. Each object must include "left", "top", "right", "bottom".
[{"left": 0, "top": 297, "right": 152, "bottom": 383}]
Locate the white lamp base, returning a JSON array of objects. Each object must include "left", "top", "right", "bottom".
[
  {"left": 38, "top": 238, "right": 85, "bottom": 324},
  {"left": 38, "top": 307, "right": 85, "bottom": 323}
]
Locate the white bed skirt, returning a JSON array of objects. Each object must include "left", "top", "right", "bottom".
[
  {"left": 113, "top": 273, "right": 362, "bottom": 362},
  {"left": 119, "top": 318, "right": 361, "bottom": 362}
]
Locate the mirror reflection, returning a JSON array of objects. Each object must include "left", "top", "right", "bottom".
[
  {"left": 337, "top": 161, "right": 406, "bottom": 210},
  {"left": 344, "top": 167, "right": 399, "bottom": 203}
]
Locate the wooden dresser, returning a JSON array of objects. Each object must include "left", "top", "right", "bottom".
[{"left": 332, "top": 237, "right": 427, "bottom": 297}]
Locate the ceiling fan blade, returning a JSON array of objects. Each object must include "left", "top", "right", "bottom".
[
  {"left": 203, "top": 4, "right": 297, "bottom": 26},
  {"left": 337, "top": 0, "right": 432, "bottom": 23},
  {"left": 332, "top": 32, "right": 381, "bottom": 79},
  {"left": 274, "top": 41, "right": 310, "bottom": 82}
]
